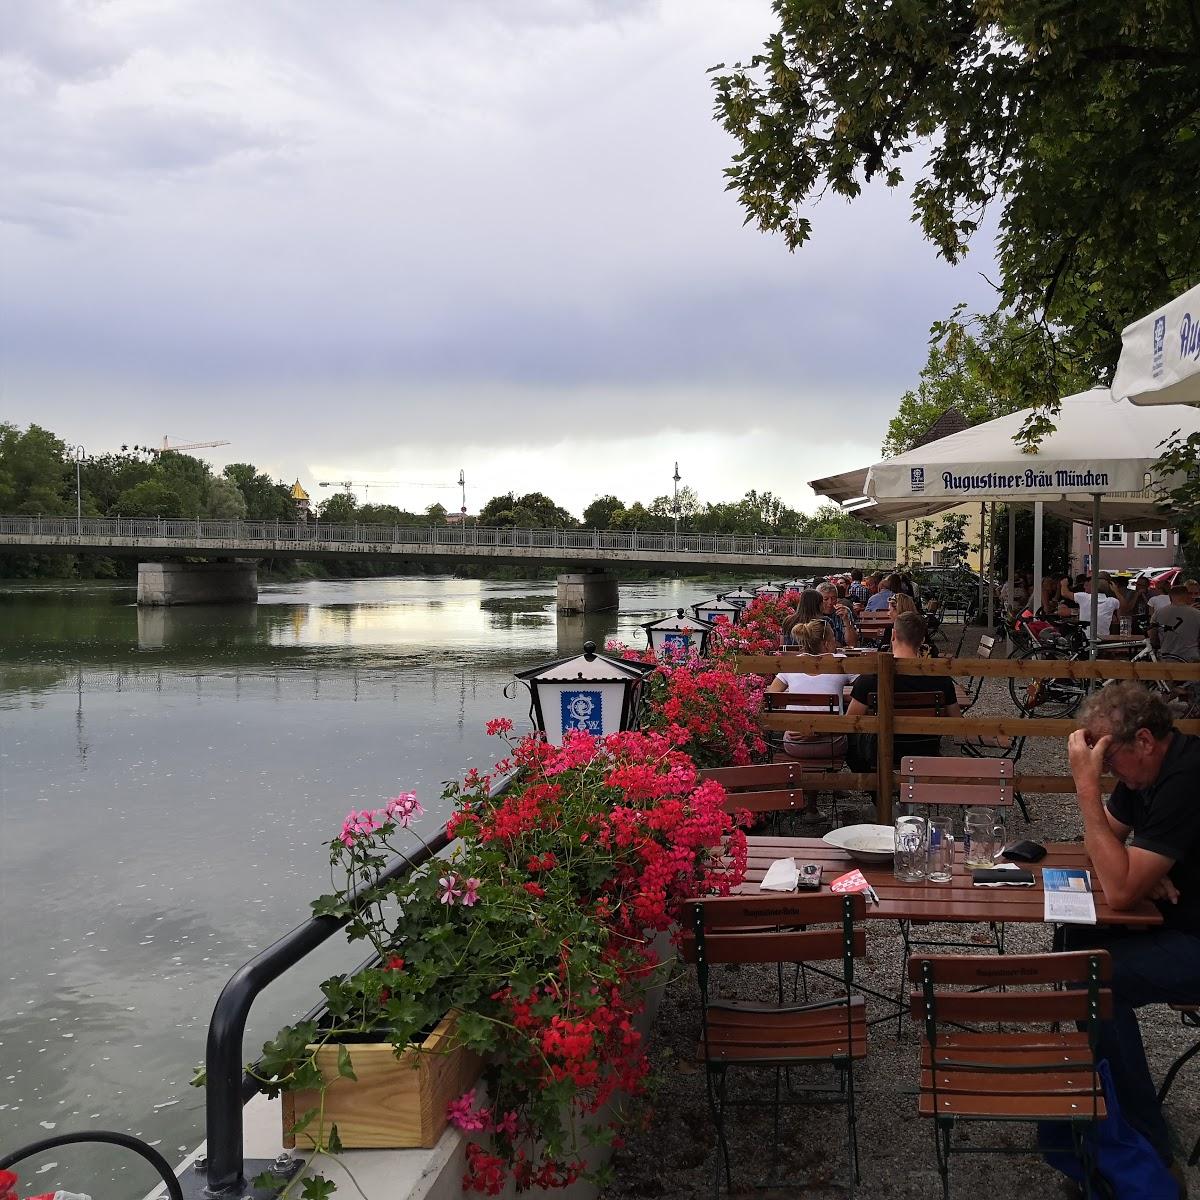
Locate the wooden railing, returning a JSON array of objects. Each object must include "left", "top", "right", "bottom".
[{"left": 735, "top": 651, "right": 1200, "bottom": 821}]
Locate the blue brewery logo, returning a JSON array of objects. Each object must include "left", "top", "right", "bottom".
[
  {"left": 1153, "top": 314, "right": 1167, "bottom": 380},
  {"left": 662, "top": 632, "right": 692, "bottom": 650},
  {"left": 910, "top": 467, "right": 925, "bottom": 494},
  {"left": 561, "top": 689, "right": 603, "bottom": 734}
]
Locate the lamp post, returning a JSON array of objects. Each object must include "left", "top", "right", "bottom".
[
  {"left": 70, "top": 444, "right": 87, "bottom": 533},
  {"left": 672, "top": 461, "right": 681, "bottom": 549}
]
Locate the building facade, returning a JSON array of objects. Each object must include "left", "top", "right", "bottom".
[{"left": 1070, "top": 521, "right": 1180, "bottom": 574}]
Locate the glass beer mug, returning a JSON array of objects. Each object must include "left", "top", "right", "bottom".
[
  {"left": 894, "top": 814, "right": 929, "bottom": 883},
  {"left": 963, "top": 810, "right": 1005, "bottom": 869}
]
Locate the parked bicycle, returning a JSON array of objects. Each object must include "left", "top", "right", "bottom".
[{"left": 1006, "top": 620, "right": 1199, "bottom": 718}]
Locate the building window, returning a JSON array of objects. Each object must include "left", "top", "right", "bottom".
[
  {"left": 1135, "top": 529, "right": 1166, "bottom": 548},
  {"left": 1097, "top": 524, "right": 1126, "bottom": 547}
]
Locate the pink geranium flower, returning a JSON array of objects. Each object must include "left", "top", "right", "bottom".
[
  {"left": 461, "top": 877, "right": 482, "bottom": 906},
  {"left": 439, "top": 873, "right": 462, "bottom": 905}
]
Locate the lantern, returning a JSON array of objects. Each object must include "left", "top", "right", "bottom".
[
  {"left": 514, "top": 641, "right": 654, "bottom": 745},
  {"left": 754, "top": 581, "right": 783, "bottom": 596},
  {"left": 691, "top": 596, "right": 742, "bottom": 625},
  {"left": 640, "top": 607, "right": 715, "bottom": 657}
]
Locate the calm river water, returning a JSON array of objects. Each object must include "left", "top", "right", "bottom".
[{"left": 0, "top": 574, "right": 712, "bottom": 1194}]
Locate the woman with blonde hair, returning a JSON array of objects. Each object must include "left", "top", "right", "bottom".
[{"left": 766, "top": 619, "right": 855, "bottom": 761}]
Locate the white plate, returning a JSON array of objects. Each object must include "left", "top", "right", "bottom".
[{"left": 822, "top": 823, "right": 895, "bottom": 863}]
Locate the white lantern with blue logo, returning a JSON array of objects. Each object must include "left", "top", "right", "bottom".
[
  {"left": 782, "top": 579, "right": 807, "bottom": 593},
  {"left": 514, "top": 641, "right": 654, "bottom": 746},
  {"left": 754, "top": 581, "right": 783, "bottom": 596},
  {"left": 721, "top": 587, "right": 756, "bottom": 608},
  {"left": 691, "top": 596, "right": 742, "bottom": 625},
  {"left": 640, "top": 608, "right": 715, "bottom": 657}
]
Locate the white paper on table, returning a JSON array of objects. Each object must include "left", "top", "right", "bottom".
[
  {"left": 1043, "top": 868, "right": 1097, "bottom": 925},
  {"left": 760, "top": 857, "right": 800, "bottom": 892}
]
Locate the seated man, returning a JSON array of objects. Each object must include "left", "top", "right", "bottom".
[
  {"left": 1065, "top": 684, "right": 1200, "bottom": 1184},
  {"left": 865, "top": 572, "right": 902, "bottom": 611},
  {"left": 1149, "top": 584, "right": 1200, "bottom": 661},
  {"left": 1062, "top": 572, "right": 1118, "bottom": 635},
  {"left": 816, "top": 581, "right": 859, "bottom": 647},
  {"left": 846, "top": 569, "right": 870, "bottom": 607},
  {"left": 845, "top": 611, "right": 959, "bottom": 762}
]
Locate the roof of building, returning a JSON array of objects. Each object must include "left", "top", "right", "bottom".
[
  {"left": 290, "top": 480, "right": 310, "bottom": 500},
  {"left": 912, "top": 407, "right": 969, "bottom": 448}
]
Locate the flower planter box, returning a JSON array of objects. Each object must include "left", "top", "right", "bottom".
[{"left": 281, "top": 1012, "right": 482, "bottom": 1150}]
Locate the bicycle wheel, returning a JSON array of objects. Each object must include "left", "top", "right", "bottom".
[
  {"left": 1148, "top": 653, "right": 1200, "bottom": 719},
  {"left": 1008, "top": 648, "right": 1089, "bottom": 718}
]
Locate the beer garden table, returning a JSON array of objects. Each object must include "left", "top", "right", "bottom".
[{"left": 738, "top": 836, "right": 1162, "bottom": 927}]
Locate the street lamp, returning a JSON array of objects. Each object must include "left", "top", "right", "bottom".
[
  {"left": 70, "top": 444, "right": 87, "bottom": 533},
  {"left": 672, "top": 461, "right": 681, "bottom": 547}
]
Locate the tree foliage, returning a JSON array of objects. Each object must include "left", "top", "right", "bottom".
[{"left": 711, "top": 2, "right": 1200, "bottom": 431}]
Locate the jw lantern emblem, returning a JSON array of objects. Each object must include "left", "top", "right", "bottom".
[
  {"left": 691, "top": 596, "right": 742, "bottom": 626},
  {"left": 640, "top": 608, "right": 714, "bottom": 657},
  {"left": 514, "top": 641, "right": 654, "bottom": 746}
]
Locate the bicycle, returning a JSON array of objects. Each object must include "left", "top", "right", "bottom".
[{"left": 1007, "top": 621, "right": 1200, "bottom": 718}]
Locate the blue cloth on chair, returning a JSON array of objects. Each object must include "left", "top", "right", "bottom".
[{"left": 1038, "top": 1060, "right": 1177, "bottom": 1198}]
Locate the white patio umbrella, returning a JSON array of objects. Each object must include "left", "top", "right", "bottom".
[
  {"left": 858, "top": 390, "right": 1200, "bottom": 653},
  {"left": 1111, "top": 282, "right": 1200, "bottom": 407}
]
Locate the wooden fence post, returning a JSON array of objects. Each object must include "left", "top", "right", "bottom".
[{"left": 876, "top": 651, "right": 895, "bottom": 823}]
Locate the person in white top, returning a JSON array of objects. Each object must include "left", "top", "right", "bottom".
[
  {"left": 1148, "top": 579, "right": 1173, "bottom": 617},
  {"left": 1062, "top": 573, "right": 1119, "bottom": 635},
  {"left": 766, "top": 619, "right": 855, "bottom": 762}
]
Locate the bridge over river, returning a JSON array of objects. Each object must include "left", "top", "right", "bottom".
[{"left": 0, "top": 516, "right": 896, "bottom": 608}]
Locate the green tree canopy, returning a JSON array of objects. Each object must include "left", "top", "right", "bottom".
[
  {"left": 712, "top": 2, "right": 1199, "bottom": 424},
  {"left": 317, "top": 491, "right": 358, "bottom": 523},
  {"left": 114, "top": 479, "right": 188, "bottom": 518},
  {"left": 0, "top": 423, "right": 69, "bottom": 514},
  {"left": 582, "top": 494, "right": 625, "bottom": 529},
  {"left": 477, "top": 492, "right": 578, "bottom": 528},
  {"left": 223, "top": 464, "right": 294, "bottom": 520}
]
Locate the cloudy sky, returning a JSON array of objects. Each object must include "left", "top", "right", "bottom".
[{"left": 1, "top": 0, "right": 997, "bottom": 518}]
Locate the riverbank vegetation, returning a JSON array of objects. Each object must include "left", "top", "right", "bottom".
[{"left": 0, "top": 420, "right": 893, "bottom": 581}]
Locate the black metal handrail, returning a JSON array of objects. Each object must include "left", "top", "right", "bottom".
[{"left": 204, "top": 826, "right": 452, "bottom": 1193}]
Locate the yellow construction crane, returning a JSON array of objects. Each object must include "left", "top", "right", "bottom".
[
  {"left": 318, "top": 478, "right": 459, "bottom": 504},
  {"left": 126, "top": 436, "right": 232, "bottom": 455}
]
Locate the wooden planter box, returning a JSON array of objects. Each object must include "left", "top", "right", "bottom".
[{"left": 281, "top": 1012, "right": 482, "bottom": 1150}]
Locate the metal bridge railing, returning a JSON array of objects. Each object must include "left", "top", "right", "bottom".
[{"left": 0, "top": 515, "right": 895, "bottom": 563}]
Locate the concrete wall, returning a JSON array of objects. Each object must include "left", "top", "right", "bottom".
[{"left": 136, "top": 561, "right": 258, "bottom": 606}]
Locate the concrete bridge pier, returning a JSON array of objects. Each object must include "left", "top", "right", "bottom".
[
  {"left": 137, "top": 561, "right": 258, "bottom": 606},
  {"left": 556, "top": 569, "right": 618, "bottom": 614}
]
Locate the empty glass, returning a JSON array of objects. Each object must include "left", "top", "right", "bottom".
[
  {"left": 927, "top": 819, "right": 954, "bottom": 883},
  {"left": 964, "top": 810, "right": 1005, "bottom": 869},
  {"left": 894, "top": 814, "right": 929, "bottom": 883}
]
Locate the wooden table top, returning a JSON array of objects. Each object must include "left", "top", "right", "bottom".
[{"left": 739, "top": 836, "right": 1162, "bottom": 927}]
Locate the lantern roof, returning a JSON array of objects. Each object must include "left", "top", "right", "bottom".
[
  {"left": 640, "top": 608, "right": 716, "bottom": 634},
  {"left": 514, "top": 640, "right": 654, "bottom": 684},
  {"left": 722, "top": 588, "right": 756, "bottom": 602}
]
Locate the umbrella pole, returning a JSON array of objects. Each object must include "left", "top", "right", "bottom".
[
  {"left": 1090, "top": 492, "right": 1101, "bottom": 660},
  {"left": 978, "top": 502, "right": 986, "bottom": 616},
  {"left": 1033, "top": 501, "right": 1044, "bottom": 600},
  {"left": 1007, "top": 505, "right": 1016, "bottom": 617},
  {"left": 986, "top": 503, "right": 996, "bottom": 629}
]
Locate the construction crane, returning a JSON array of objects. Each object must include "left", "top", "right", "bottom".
[
  {"left": 318, "top": 477, "right": 461, "bottom": 505},
  {"left": 124, "top": 436, "right": 231, "bottom": 455}
]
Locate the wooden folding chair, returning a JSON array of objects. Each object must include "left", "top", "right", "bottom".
[
  {"left": 683, "top": 892, "right": 868, "bottom": 1198},
  {"left": 761, "top": 691, "right": 845, "bottom": 771},
  {"left": 909, "top": 951, "right": 1111, "bottom": 1200},
  {"left": 1157, "top": 1002, "right": 1200, "bottom": 1167},
  {"left": 866, "top": 689, "right": 948, "bottom": 720},
  {"left": 699, "top": 762, "right": 808, "bottom": 823}
]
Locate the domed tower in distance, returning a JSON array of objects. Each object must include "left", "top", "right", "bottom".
[{"left": 290, "top": 479, "right": 311, "bottom": 521}]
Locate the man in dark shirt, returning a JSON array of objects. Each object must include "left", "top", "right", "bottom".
[
  {"left": 845, "top": 611, "right": 959, "bottom": 761},
  {"left": 1065, "top": 683, "right": 1200, "bottom": 1179}
]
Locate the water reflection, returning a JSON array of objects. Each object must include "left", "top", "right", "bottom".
[{"left": 136, "top": 604, "right": 259, "bottom": 650}]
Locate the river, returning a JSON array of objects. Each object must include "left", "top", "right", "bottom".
[{"left": 0, "top": 574, "right": 716, "bottom": 1194}]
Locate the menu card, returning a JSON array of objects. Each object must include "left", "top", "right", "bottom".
[
  {"left": 1043, "top": 868, "right": 1097, "bottom": 925},
  {"left": 830, "top": 869, "right": 870, "bottom": 895}
]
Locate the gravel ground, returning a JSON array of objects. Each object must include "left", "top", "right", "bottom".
[{"left": 603, "top": 626, "right": 1200, "bottom": 1200}]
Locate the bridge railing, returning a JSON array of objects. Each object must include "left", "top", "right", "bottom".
[{"left": 0, "top": 515, "right": 895, "bottom": 562}]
